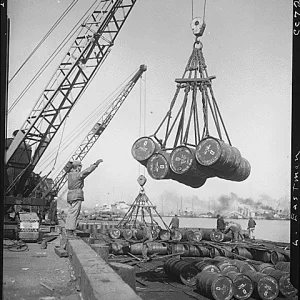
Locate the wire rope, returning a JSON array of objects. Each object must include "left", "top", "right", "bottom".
[{"left": 8, "top": 0, "right": 79, "bottom": 84}]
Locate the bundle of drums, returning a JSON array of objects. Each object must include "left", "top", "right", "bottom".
[
  {"left": 163, "top": 257, "right": 297, "bottom": 300},
  {"left": 131, "top": 136, "right": 251, "bottom": 188}
]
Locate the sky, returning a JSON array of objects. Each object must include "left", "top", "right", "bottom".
[{"left": 7, "top": 0, "right": 293, "bottom": 212}]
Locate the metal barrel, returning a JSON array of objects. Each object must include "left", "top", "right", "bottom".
[
  {"left": 230, "top": 260, "right": 256, "bottom": 272},
  {"left": 108, "top": 228, "right": 121, "bottom": 239},
  {"left": 220, "top": 246, "right": 235, "bottom": 258},
  {"left": 192, "top": 230, "right": 203, "bottom": 242},
  {"left": 181, "top": 230, "right": 195, "bottom": 241},
  {"left": 261, "top": 269, "right": 298, "bottom": 298},
  {"left": 270, "top": 251, "right": 287, "bottom": 265},
  {"left": 253, "top": 263, "right": 276, "bottom": 273},
  {"left": 120, "top": 228, "right": 133, "bottom": 240},
  {"left": 146, "top": 152, "right": 170, "bottom": 180},
  {"left": 147, "top": 242, "right": 168, "bottom": 255},
  {"left": 170, "top": 172, "right": 207, "bottom": 188},
  {"left": 171, "top": 243, "right": 189, "bottom": 256},
  {"left": 275, "top": 261, "right": 290, "bottom": 272},
  {"left": 195, "top": 270, "right": 234, "bottom": 300},
  {"left": 170, "top": 229, "right": 182, "bottom": 241},
  {"left": 252, "top": 249, "right": 271, "bottom": 263},
  {"left": 169, "top": 145, "right": 215, "bottom": 178},
  {"left": 243, "top": 270, "right": 279, "bottom": 300},
  {"left": 200, "top": 228, "right": 214, "bottom": 241},
  {"left": 221, "top": 271, "right": 254, "bottom": 300},
  {"left": 151, "top": 229, "right": 159, "bottom": 240},
  {"left": 164, "top": 258, "right": 199, "bottom": 286},
  {"left": 195, "top": 261, "right": 220, "bottom": 273},
  {"left": 189, "top": 244, "right": 201, "bottom": 256},
  {"left": 130, "top": 243, "right": 144, "bottom": 255},
  {"left": 201, "top": 259, "right": 239, "bottom": 273},
  {"left": 211, "top": 231, "right": 231, "bottom": 242},
  {"left": 131, "top": 136, "right": 161, "bottom": 164},
  {"left": 111, "top": 242, "right": 129, "bottom": 255},
  {"left": 132, "top": 229, "right": 144, "bottom": 240},
  {"left": 159, "top": 229, "right": 171, "bottom": 241},
  {"left": 232, "top": 247, "right": 253, "bottom": 259},
  {"left": 209, "top": 247, "right": 223, "bottom": 258},
  {"left": 226, "top": 158, "right": 251, "bottom": 182}
]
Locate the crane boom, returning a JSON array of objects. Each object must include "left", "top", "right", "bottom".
[
  {"left": 6, "top": 0, "right": 137, "bottom": 195},
  {"left": 41, "top": 64, "right": 147, "bottom": 198}
]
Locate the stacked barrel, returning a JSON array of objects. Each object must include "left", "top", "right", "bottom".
[{"left": 131, "top": 136, "right": 251, "bottom": 188}]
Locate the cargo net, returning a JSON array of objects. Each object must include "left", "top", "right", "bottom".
[
  {"left": 117, "top": 176, "right": 169, "bottom": 237},
  {"left": 131, "top": 35, "right": 251, "bottom": 188}
]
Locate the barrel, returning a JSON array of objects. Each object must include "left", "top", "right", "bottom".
[
  {"left": 275, "top": 261, "right": 290, "bottom": 272},
  {"left": 108, "top": 228, "right": 121, "bottom": 239},
  {"left": 192, "top": 230, "right": 203, "bottom": 242},
  {"left": 261, "top": 269, "right": 298, "bottom": 298},
  {"left": 181, "top": 230, "right": 195, "bottom": 241},
  {"left": 164, "top": 258, "right": 199, "bottom": 286},
  {"left": 270, "top": 251, "right": 287, "bottom": 265},
  {"left": 209, "top": 247, "right": 223, "bottom": 258},
  {"left": 195, "top": 261, "right": 220, "bottom": 273},
  {"left": 189, "top": 244, "right": 201, "bottom": 256},
  {"left": 170, "top": 229, "right": 182, "bottom": 241},
  {"left": 131, "top": 136, "right": 160, "bottom": 164},
  {"left": 110, "top": 242, "right": 130, "bottom": 255},
  {"left": 171, "top": 243, "right": 190, "bottom": 256},
  {"left": 253, "top": 250, "right": 271, "bottom": 263},
  {"left": 227, "top": 158, "right": 251, "bottom": 182},
  {"left": 243, "top": 270, "right": 279, "bottom": 300},
  {"left": 171, "top": 172, "right": 207, "bottom": 188},
  {"left": 130, "top": 243, "right": 144, "bottom": 255},
  {"left": 196, "top": 271, "right": 234, "bottom": 300},
  {"left": 147, "top": 242, "right": 168, "bottom": 255},
  {"left": 202, "top": 259, "right": 239, "bottom": 273},
  {"left": 253, "top": 263, "right": 276, "bottom": 273},
  {"left": 200, "top": 228, "right": 214, "bottom": 241},
  {"left": 132, "top": 229, "right": 144, "bottom": 240},
  {"left": 170, "top": 145, "right": 215, "bottom": 178},
  {"left": 220, "top": 246, "right": 235, "bottom": 258},
  {"left": 230, "top": 260, "right": 256, "bottom": 272},
  {"left": 147, "top": 152, "right": 170, "bottom": 179},
  {"left": 222, "top": 271, "right": 254, "bottom": 300},
  {"left": 120, "top": 228, "right": 133, "bottom": 240},
  {"left": 159, "top": 229, "right": 171, "bottom": 241},
  {"left": 211, "top": 231, "right": 231, "bottom": 242},
  {"left": 151, "top": 229, "right": 159, "bottom": 240},
  {"left": 232, "top": 247, "right": 253, "bottom": 259}
]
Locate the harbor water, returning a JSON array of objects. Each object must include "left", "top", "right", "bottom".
[{"left": 157, "top": 217, "right": 290, "bottom": 243}]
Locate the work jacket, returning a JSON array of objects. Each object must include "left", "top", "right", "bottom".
[
  {"left": 67, "top": 164, "right": 97, "bottom": 202},
  {"left": 170, "top": 217, "right": 179, "bottom": 228},
  {"left": 224, "top": 222, "right": 242, "bottom": 234},
  {"left": 248, "top": 218, "right": 256, "bottom": 229},
  {"left": 217, "top": 217, "right": 226, "bottom": 231}
]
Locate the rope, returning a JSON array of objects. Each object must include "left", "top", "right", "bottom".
[{"left": 9, "top": 0, "right": 79, "bottom": 84}]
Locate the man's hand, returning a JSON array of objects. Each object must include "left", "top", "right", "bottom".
[{"left": 95, "top": 159, "right": 103, "bottom": 166}]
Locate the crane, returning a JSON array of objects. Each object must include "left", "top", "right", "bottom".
[
  {"left": 5, "top": 0, "right": 138, "bottom": 199},
  {"left": 37, "top": 64, "right": 147, "bottom": 200}
]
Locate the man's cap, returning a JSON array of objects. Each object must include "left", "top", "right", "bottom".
[{"left": 72, "top": 160, "right": 82, "bottom": 167}]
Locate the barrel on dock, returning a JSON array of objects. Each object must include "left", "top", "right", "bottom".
[
  {"left": 181, "top": 230, "right": 195, "bottom": 241},
  {"left": 194, "top": 261, "right": 220, "bottom": 273},
  {"left": 196, "top": 270, "right": 234, "bottom": 300},
  {"left": 270, "top": 251, "right": 288, "bottom": 265},
  {"left": 220, "top": 246, "right": 235, "bottom": 258},
  {"left": 200, "top": 229, "right": 214, "bottom": 241},
  {"left": 188, "top": 245, "right": 202, "bottom": 256},
  {"left": 252, "top": 249, "right": 271, "bottom": 263},
  {"left": 222, "top": 271, "right": 253, "bottom": 300},
  {"left": 170, "top": 230, "right": 182, "bottom": 241},
  {"left": 211, "top": 231, "right": 231, "bottom": 242},
  {"left": 243, "top": 270, "right": 279, "bottom": 300},
  {"left": 171, "top": 243, "right": 190, "bottom": 256},
  {"left": 253, "top": 263, "right": 276, "bottom": 273},
  {"left": 132, "top": 229, "right": 144, "bottom": 240},
  {"left": 147, "top": 152, "right": 170, "bottom": 180},
  {"left": 108, "top": 228, "right": 121, "bottom": 239},
  {"left": 159, "top": 229, "right": 171, "bottom": 241},
  {"left": 130, "top": 243, "right": 144, "bottom": 255},
  {"left": 131, "top": 136, "right": 161, "bottom": 164},
  {"left": 275, "top": 261, "right": 290, "bottom": 272},
  {"left": 202, "top": 259, "right": 239, "bottom": 273},
  {"left": 147, "top": 242, "right": 168, "bottom": 255},
  {"left": 232, "top": 247, "right": 253, "bottom": 259},
  {"left": 230, "top": 260, "right": 256, "bottom": 273},
  {"left": 164, "top": 258, "right": 199, "bottom": 286},
  {"left": 120, "top": 228, "right": 133, "bottom": 240},
  {"left": 261, "top": 269, "right": 298, "bottom": 298}
]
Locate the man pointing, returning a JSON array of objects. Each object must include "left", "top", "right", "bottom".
[{"left": 65, "top": 159, "right": 103, "bottom": 236}]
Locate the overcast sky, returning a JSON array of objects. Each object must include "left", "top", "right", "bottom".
[{"left": 7, "top": 0, "right": 293, "bottom": 210}]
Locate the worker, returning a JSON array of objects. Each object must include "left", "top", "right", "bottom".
[
  {"left": 49, "top": 197, "right": 58, "bottom": 225},
  {"left": 169, "top": 214, "right": 179, "bottom": 230},
  {"left": 223, "top": 221, "right": 244, "bottom": 242},
  {"left": 65, "top": 159, "right": 103, "bottom": 236},
  {"left": 216, "top": 214, "right": 226, "bottom": 232},
  {"left": 247, "top": 216, "right": 257, "bottom": 240}
]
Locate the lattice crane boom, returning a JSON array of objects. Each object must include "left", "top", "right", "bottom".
[
  {"left": 41, "top": 64, "right": 146, "bottom": 198},
  {"left": 6, "top": 0, "right": 138, "bottom": 195}
]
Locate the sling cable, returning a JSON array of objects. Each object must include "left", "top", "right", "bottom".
[{"left": 131, "top": 16, "right": 251, "bottom": 188}]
